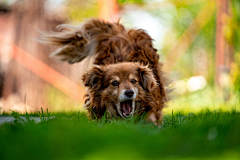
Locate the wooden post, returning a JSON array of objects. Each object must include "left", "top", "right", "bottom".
[
  {"left": 98, "top": 0, "right": 118, "bottom": 22},
  {"left": 215, "top": 0, "right": 228, "bottom": 86}
]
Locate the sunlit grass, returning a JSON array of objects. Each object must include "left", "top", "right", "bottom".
[
  {"left": 45, "top": 86, "right": 84, "bottom": 112},
  {"left": 164, "top": 86, "right": 240, "bottom": 114}
]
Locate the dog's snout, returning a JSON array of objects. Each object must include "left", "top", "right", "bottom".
[{"left": 125, "top": 90, "right": 134, "bottom": 98}]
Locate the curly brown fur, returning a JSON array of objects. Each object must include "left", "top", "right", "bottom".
[{"left": 39, "top": 19, "right": 168, "bottom": 122}]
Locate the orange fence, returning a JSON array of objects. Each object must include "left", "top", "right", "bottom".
[{"left": 11, "top": 44, "right": 85, "bottom": 102}]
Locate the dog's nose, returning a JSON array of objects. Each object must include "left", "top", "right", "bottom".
[{"left": 125, "top": 90, "right": 134, "bottom": 98}]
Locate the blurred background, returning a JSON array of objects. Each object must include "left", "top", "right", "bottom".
[{"left": 0, "top": 0, "right": 239, "bottom": 114}]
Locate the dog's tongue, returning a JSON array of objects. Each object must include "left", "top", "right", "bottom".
[{"left": 121, "top": 101, "right": 132, "bottom": 115}]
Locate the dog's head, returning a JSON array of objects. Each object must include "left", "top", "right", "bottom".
[{"left": 82, "top": 62, "right": 157, "bottom": 119}]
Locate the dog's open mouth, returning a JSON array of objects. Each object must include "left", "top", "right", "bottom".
[
  {"left": 121, "top": 100, "right": 133, "bottom": 117},
  {"left": 117, "top": 100, "right": 135, "bottom": 118}
]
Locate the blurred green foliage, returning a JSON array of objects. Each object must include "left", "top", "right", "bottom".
[
  {"left": 232, "top": 0, "right": 240, "bottom": 51},
  {"left": 63, "top": 0, "right": 98, "bottom": 23},
  {"left": 168, "top": 0, "right": 240, "bottom": 90},
  {"left": 230, "top": 0, "right": 240, "bottom": 95},
  {"left": 164, "top": 86, "right": 240, "bottom": 114},
  {"left": 117, "top": 0, "right": 144, "bottom": 5},
  {"left": 160, "top": 1, "right": 216, "bottom": 82},
  {"left": 45, "top": 86, "right": 83, "bottom": 112},
  {"left": 231, "top": 55, "right": 240, "bottom": 94}
]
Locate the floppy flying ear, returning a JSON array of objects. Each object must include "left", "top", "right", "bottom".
[
  {"left": 38, "top": 24, "right": 97, "bottom": 64},
  {"left": 138, "top": 65, "right": 157, "bottom": 92},
  {"left": 39, "top": 19, "right": 125, "bottom": 64},
  {"left": 82, "top": 65, "right": 103, "bottom": 88}
]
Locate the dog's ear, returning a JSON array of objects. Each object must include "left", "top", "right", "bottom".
[
  {"left": 38, "top": 19, "right": 125, "bottom": 64},
  {"left": 82, "top": 65, "right": 103, "bottom": 88},
  {"left": 38, "top": 26, "right": 95, "bottom": 64},
  {"left": 138, "top": 65, "right": 157, "bottom": 92}
]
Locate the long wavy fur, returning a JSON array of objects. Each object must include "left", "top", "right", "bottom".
[{"left": 39, "top": 19, "right": 169, "bottom": 122}]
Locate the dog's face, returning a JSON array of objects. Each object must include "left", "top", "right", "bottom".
[{"left": 82, "top": 62, "right": 157, "bottom": 119}]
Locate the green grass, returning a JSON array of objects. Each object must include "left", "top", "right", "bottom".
[
  {"left": 164, "top": 87, "right": 240, "bottom": 114},
  {"left": 0, "top": 109, "right": 240, "bottom": 160}
]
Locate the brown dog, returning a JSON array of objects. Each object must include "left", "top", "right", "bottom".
[{"left": 39, "top": 19, "right": 168, "bottom": 122}]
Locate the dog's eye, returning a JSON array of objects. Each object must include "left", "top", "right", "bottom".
[
  {"left": 131, "top": 79, "right": 137, "bottom": 84},
  {"left": 111, "top": 81, "right": 119, "bottom": 86}
]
